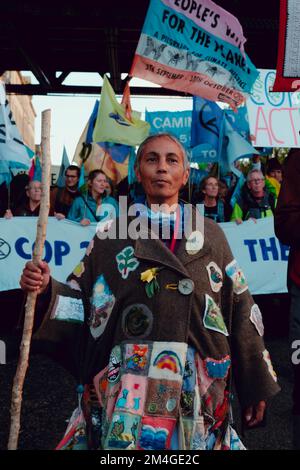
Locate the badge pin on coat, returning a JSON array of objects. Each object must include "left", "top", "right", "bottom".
[{"left": 185, "top": 231, "right": 204, "bottom": 255}]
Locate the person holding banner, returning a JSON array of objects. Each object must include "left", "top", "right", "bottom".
[
  {"left": 196, "top": 176, "right": 232, "bottom": 223},
  {"left": 231, "top": 169, "right": 276, "bottom": 225},
  {"left": 274, "top": 149, "right": 300, "bottom": 449},
  {"left": 50, "top": 165, "right": 81, "bottom": 219},
  {"left": 67, "top": 169, "right": 119, "bottom": 226},
  {"left": 20, "top": 134, "right": 279, "bottom": 450},
  {"left": 4, "top": 180, "right": 53, "bottom": 218}
]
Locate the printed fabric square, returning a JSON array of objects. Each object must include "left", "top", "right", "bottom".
[
  {"left": 203, "top": 295, "right": 229, "bottom": 336},
  {"left": 56, "top": 407, "right": 87, "bottom": 450},
  {"left": 50, "top": 295, "right": 84, "bottom": 323},
  {"left": 115, "top": 373, "right": 147, "bottom": 416},
  {"left": 182, "top": 346, "right": 197, "bottom": 392},
  {"left": 105, "top": 411, "right": 141, "bottom": 450},
  {"left": 89, "top": 274, "right": 115, "bottom": 339},
  {"left": 138, "top": 416, "right": 176, "bottom": 450},
  {"left": 123, "top": 343, "right": 152, "bottom": 375},
  {"left": 225, "top": 259, "right": 248, "bottom": 295},
  {"left": 148, "top": 341, "right": 187, "bottom": 382},
  {"left": 145, "top": 378, "right": 181, "bottom": 417},
  {"left": 195, "top": 354, "right": 215, "bottom": 396},
  {"left": 180, "top": 390, "right": 195, "bottom": 417}
]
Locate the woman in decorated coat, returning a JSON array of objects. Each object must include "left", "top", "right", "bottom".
[{"left": 20, "top": 133, "right": 280, "bottom": 451}]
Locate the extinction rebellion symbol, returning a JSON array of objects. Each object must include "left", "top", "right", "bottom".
[{"left": 0, "top": 238, "right": 11, "bottom": 260}]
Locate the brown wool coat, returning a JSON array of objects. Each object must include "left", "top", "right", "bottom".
[{"left": 35, "top": 206, "right": 280, "bottom": 412}]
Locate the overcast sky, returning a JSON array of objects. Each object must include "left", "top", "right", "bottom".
[{"left": 26, "top": 72, "right": 193, "bottom": 166}]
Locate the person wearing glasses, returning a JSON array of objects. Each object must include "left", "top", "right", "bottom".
[
  {"left": 50, "top": 165, "right": 81, "bottom": 220},
  {"left": 231, "top": 169, "right": 277, "bottom": 225}
]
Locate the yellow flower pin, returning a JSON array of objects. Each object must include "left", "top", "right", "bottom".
[
  {"left": 140, "top": 267, "right": 162, "bottom": 298},
  {"left": 140, "top": 268, "right": 159, "bottom": 284}
]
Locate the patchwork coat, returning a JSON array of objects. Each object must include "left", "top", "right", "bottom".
[{"left": 35, "top": 207, "right": 280, "bottom": 450}]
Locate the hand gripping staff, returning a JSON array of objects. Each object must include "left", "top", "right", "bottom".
[{"left": 8, "top": 110, "right": 51, "bottom": 450}]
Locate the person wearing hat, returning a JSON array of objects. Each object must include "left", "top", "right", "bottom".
[{"left": 19, "top": 133, "right": 279, "bottom": 450}]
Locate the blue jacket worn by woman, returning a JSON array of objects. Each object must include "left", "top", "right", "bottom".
[{"left": 67, "top": 193, "right": 119, "bottom": 223}]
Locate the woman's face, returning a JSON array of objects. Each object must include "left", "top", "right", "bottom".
[
  {"left": 91, "top": 173, "right": 107, "bottom": 195},
  {"left": 203, "top": 177, "right": 219, "bottom": 198},
  {"left": 135, "top": 136, "right": 189, "bottom": 207}
]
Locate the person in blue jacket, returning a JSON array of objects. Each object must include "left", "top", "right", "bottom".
[{"left": 67, "top": 169, "right": 119, "bottom": 226}]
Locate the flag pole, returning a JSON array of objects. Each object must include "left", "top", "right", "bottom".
[
  {"left": 217, "top": 112, "right": 225, "bottom": 180},
  {"left": 8, "top": 109, "right": 51, "bottom": 450}
]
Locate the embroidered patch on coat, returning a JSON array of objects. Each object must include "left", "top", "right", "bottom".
[
  {"left": 115, "top": 374, "right": 147, "bottom": 415},
  {"left": 262, "top": 349, "right": 277, "bottom": 382},
  {"left": 204, "top": 356, "right": 231, "bottom": 379},
  {"left": 50, "top": 295, "right": 84, "bottom": 323},
  {"left": 225, "top": 259, "right": 248, "bottom": 294},
  {"left": 89, "top": 274, "right": 115, "bottom": 339},
  {"left": 122, "top": 304, "right": 153, "bottom": 338},
  {"left": 73, "top": 261, "right": 85, "bottom": 278},
  {"left": 250, "top": 304, "right": 264, "bottom": 336},
  {"left": 116, "top": 246, "right": 139, "bottom": 279},
  {"left": 106, "top": 411, "right": 141, "bottom": 450},
  {"left": 203, "top": 295, "right": 229, "bottom": 336},
  {"left": 148, "top": 342, "right": 187, "bottom": 382},
  {"left": 138, "top": 416, "right": 176, "bottom": 450},
  {"left": 206, "top": 262, "right": 223, "bottom": 293},
  {"left": 107, "top": 346, "right": 122, "bottom": 384},
  {"left": 185, "top": 230, "right": 204, "bottom": 255},
  {"left": 124, "top": 343, "right": 151, "bottom": 374},
  {"left": 145, "top": 378, "right": 181, "bottom": 417}
]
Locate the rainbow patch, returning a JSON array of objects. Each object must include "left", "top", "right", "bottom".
[{"left": 153, "top": 350, "right": 183, "bottom": 375}]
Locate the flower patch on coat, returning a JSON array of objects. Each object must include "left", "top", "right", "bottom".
[
  {"left": 124, "top": 343, "right": 151, "bottom": 374},
  {"left": 116, "top": 246, "right": 139, "bottom": 279}
]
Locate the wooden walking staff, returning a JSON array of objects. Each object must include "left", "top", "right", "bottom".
[{"left": 8, "top": 109, "right": 52, "bottom": 450}]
